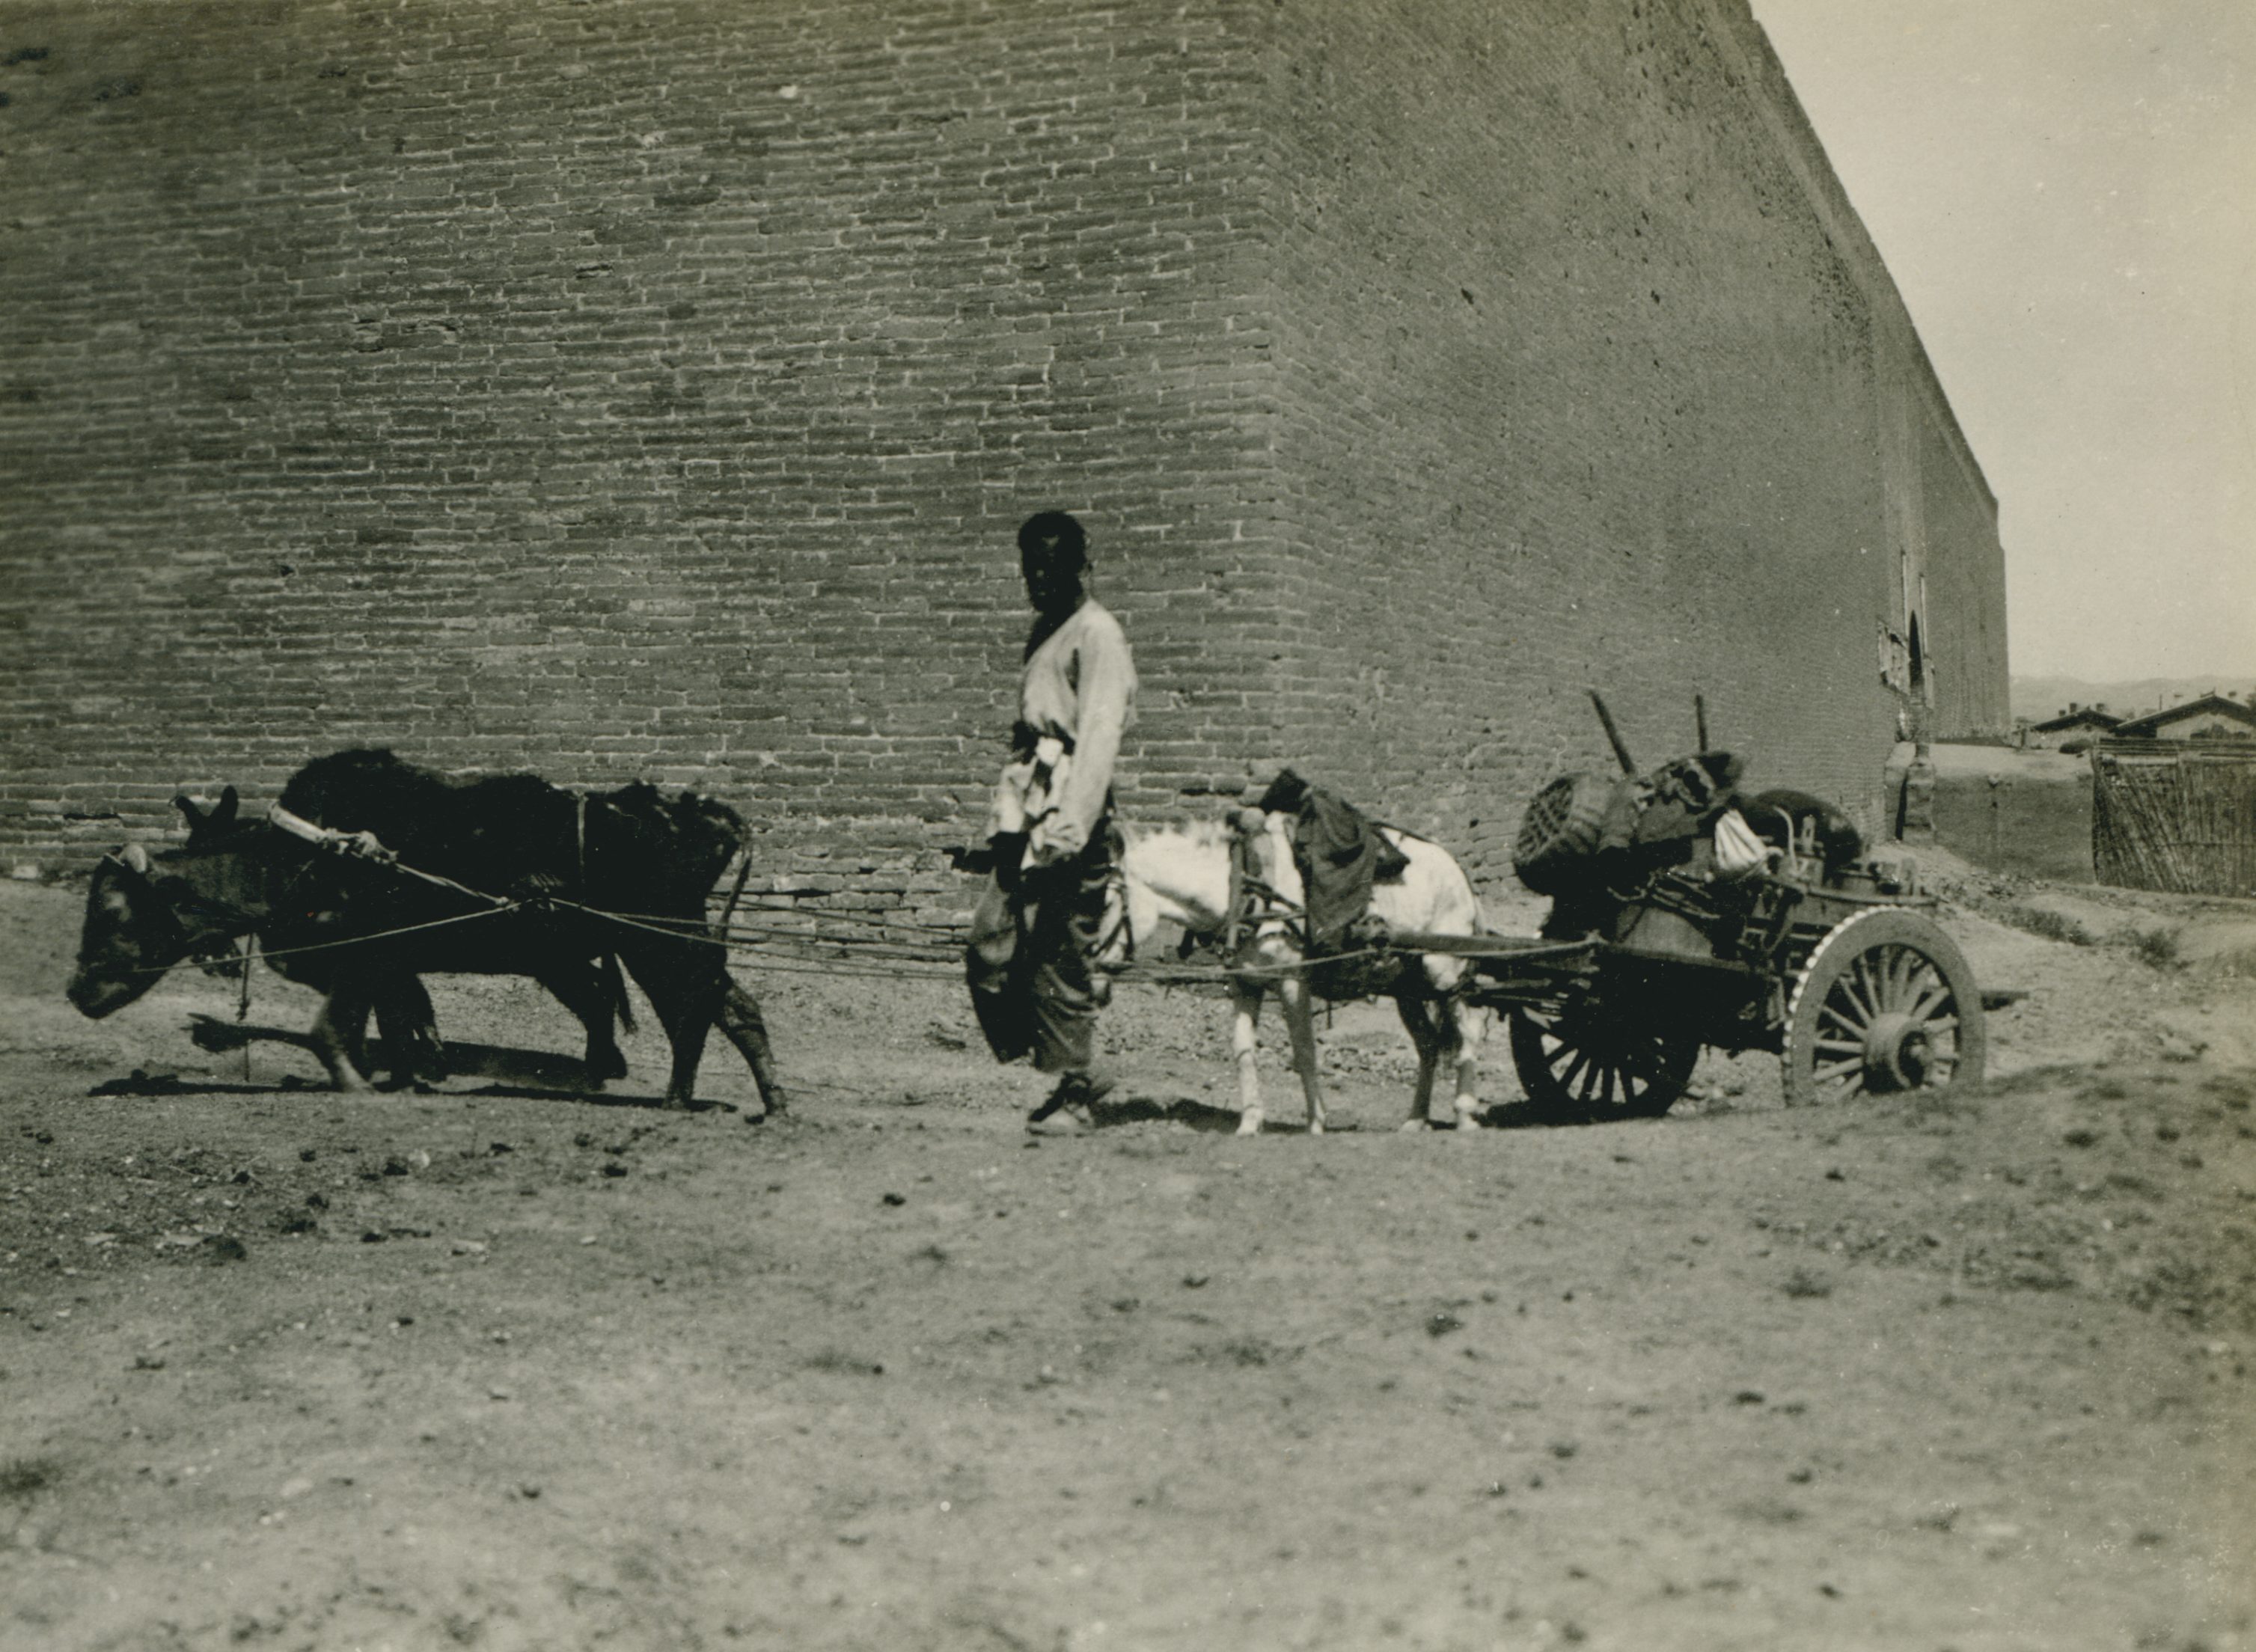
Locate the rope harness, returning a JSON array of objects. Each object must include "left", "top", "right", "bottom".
[{"left": 96, "top": 806, "right": 1431, "bottom": 991}]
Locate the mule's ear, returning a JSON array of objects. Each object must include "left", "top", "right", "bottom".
[
  {"left": 214, "top": 786, "right": 239, "bottom": 827},
  {"left": 174, "top": 793, "right": 207, "bottom": 825}
]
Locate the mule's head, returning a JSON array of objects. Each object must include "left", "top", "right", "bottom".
[
  {"left": 67, "top": 844, "right": 192, "bottom": 1018},
  {"left": 1117, "top": 813, "right": 1296, "bottom": 946}
]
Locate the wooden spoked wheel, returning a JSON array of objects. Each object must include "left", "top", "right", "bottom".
[
  {"left": 1508, "top": 1006, "right": 1699, "bottom": 1125},
  {"left": 1782, "top": 908, "right": 1985, "bottom": 1107}
]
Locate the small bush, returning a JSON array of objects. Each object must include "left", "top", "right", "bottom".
[
  {"left": 2124, "top": 926, "right": 2182, "bottom": 970},
  {"left": 1998, "top": 903, "right": 2095, "bottom": 947}
]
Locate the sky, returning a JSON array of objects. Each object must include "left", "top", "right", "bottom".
[{"left": 1747, "top": 0, "right": 2256, "bottom": 682}]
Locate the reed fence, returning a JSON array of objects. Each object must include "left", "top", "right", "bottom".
[{"left": 2091, "top": 739, "right": 2256, "bottom": 897}]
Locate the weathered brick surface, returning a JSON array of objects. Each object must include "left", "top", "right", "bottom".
[
  {"left": 0, "top": 0, "right": 2005, "bottom": 915},
  {"left": 1244, "top": 0, "right": 2004, "bottom": 871}
]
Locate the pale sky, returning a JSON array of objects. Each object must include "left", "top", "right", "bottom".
[{"left": 1749, "top": 0, "right": 2256, "bottom": 681}]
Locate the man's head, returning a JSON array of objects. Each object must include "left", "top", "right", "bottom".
[{"left": 1018, "top": 510, "right": 1089, "bottom": 614}]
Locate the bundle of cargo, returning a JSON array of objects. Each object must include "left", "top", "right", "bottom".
[{"left": 1479, "top": 692, "right": 1976, "bottom": 1117}]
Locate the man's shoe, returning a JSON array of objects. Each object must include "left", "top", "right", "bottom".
[{"left": 1028, "top": 1071, "right": 1114, "bottom": 1125}]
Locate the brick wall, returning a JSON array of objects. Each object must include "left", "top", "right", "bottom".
[
  {"left": 0, "top": 0, "right": 1287, "bottom": 915},
  {"left": 1916, "top": 382, "right": 2012, "bottom": 740},
  {"left": 0, "top": 0, "right": 2006, "bottom": 913},
  {"left": 1247, "top": 0, "right": 2005, "bottom": 872}
]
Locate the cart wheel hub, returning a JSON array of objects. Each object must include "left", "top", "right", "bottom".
[{"left": 1862, "top": 1013, "right": 1930, "bottom": 1092}]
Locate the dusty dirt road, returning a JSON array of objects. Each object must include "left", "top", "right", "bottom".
[{"left": 2, "top": 855, "right": 2252, "bottom": 1652}]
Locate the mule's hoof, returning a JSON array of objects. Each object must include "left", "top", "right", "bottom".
[
  {"left": 1235, "top": 1113, "right": 1265, "bottom": 1136},
  {"left": 1398, "top": 1117, "right": 1432, "bottom": 1132},
  {"left": 1452, "top": 1107, "right": 1485, "bottom": 1133},
  {"left": 1308, "top": 1119, "right": 1326, "bottom": 1136}
]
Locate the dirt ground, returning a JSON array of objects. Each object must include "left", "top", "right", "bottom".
[{"left": 3, "top": 849, "right": 2253, "bottom": 1652}]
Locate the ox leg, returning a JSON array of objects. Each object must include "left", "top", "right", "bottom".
[
  {"left": 1229, "top": 980, "right": 1268, "bottom": 1136},
  {"left": 617, "top": 940, "right": 730, "bottom": 1110},
  {"left": 370, "top": 976, "right": 444, "bottom": 1086},
  {"left": 717, "top": 979, "right": 787, "bottom": 1117},
  {"left": 656, "top": 975, "right": 721, "bottom": 1111},
  {"left": 308, "top": 982, "right": 375, "bottom": 1095},
  {"left": 1278, "top": 973, "right": 1327, "bottom": 1135},
  {"left": 537, "top": 960, "right": 628, "bottom": 1083}
]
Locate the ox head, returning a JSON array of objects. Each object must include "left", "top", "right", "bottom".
[
  {"left": 67, "top": 790, "right": 254, "bottom": 1018},
  {"left": 175, "top": 786, "right": 239, "bottom": 848},
  {"left": 67, "top": 842, "right": 192, "bottom": 1018}
]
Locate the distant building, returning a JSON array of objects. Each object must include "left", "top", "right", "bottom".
[
  {"left": 2023, "top": 703, "right": 2122, "bottom": 751},
  {"left": 2108, "top": 694, "right": 2256, "bottom": 742}
]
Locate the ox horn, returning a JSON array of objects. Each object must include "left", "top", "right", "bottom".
[{"left": 121, "top": 843, "right": 150, "bottom": 874}]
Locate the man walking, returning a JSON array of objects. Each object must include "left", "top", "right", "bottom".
[{"left": 965, "top": 510, "right": 1137, "bottom": 1126}]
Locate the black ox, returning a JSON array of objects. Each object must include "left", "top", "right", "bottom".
[{"left": 66, "top": 749, "right": 784, "bottom": 1113}]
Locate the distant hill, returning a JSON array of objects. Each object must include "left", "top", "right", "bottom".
[{"left": 2011, "top": 675, "right": 2256, "bottom": 725}]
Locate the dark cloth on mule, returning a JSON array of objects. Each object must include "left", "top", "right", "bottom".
[
  {"left": 966, "top": 817, "right": 1120, "bottom": 1074},
  {"left": 1256, "top": 769, "right": 1410, "bottom": 955}
]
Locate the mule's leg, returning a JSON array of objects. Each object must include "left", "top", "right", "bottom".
[
  {"left": 1423, "top": 961, "right": 1485, "bottom": 1130},
  {"left": 308, "top": 982, "right": 375, "bottom": 1094},
  {"left": 1277, "top": 972, "right": 1326, "bottom": 1135},
  {"left": 1229, "top": 979, "right": 1268, "bottom": 1136},
  {"left": 717, "top": 979, "right": 787, "bottom": 1117},
  {"left": 1395, "top": 990, "right": 1443, "bottom": 1130},
  {"left": 1446, "top": 995, "right": 1486, "bottom": 1129}
]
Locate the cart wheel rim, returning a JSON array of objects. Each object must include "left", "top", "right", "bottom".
[
  {"left": 1783, "top": 908, "right": 1985, "bottom": 1107},
  {"left": 1509, "top": 1008, "right": 1697, "bottom": 1123}
]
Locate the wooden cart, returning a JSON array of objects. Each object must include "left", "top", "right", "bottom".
[{"left": 1396, "top": 698, "right": 1987, "bottom": 1125}]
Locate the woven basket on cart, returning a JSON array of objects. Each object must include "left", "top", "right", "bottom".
[{"left": 1511, "top": 772, "right": 1614, "bottom": 895}]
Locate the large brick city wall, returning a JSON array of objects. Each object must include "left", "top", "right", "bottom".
[
  {"left": 0, "top": 0, "right": 2006, "bottom": 914},
  {"left": 1244, "top": 0, "right": 2005, "bottom": 869}
]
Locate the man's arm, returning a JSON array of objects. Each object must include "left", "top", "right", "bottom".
[{"left": 1040, "top": 615, "right": 1134, "bottom": 857}]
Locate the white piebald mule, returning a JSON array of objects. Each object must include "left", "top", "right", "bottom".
[{"left": 1117, "top": 813, "right": 1485, "bottom": 1135}]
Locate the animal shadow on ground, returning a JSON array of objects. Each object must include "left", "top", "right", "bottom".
[
  {"left": 95, "top": 1023, "right": 731, "bottom": 1113},
  {"left": 1077, "top": 1092, "right": 1562, "bottom": 1134},
  {"left": 1082, "top": 1092, "right": 1251, "bottom": 1132}
]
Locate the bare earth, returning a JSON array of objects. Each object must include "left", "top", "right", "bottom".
[{"left": 2, "top": 851, "right": 2252, "bottom": 1652}]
